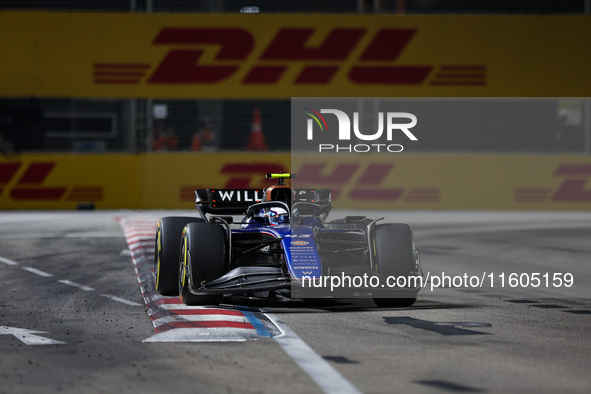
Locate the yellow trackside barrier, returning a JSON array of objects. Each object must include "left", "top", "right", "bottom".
[
  {"left": 1, "top": 12, "right": 590, "bottom": 98},
  {"left": 0, "top": 154, "right": 142, "bottom": 210},
  {"left": 1, "top": 153, "right": 590, "bottom": 210},
  {"left": 291, "top": 154, "right": 591, "bottom": 210}
]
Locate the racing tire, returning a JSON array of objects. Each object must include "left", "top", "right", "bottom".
[
  {"left": 372, "top": 223, "right": 418, "bottom": 308},
  {"left": 179, "top": 222, "right": 225, "bottom": 306},
  {"left": 154, "top": 216, "right": 203, "bottom": 296}
]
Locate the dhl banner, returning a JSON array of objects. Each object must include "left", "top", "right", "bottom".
[
  {"left": 0, "top": 154, "right": 142, "bottom": 210},
  {"left": 1, "top": 153, "right": 591, "bottom": 210},
  {"left": 291, "top": 154, "right": 591, "bottom": 210},
  {"left": 0, "top": 12, "right": 590, "bottom": 98}
]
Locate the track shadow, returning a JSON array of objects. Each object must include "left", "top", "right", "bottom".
[{"left": 227, "top": 296, "right": 476, "bottom": 314}]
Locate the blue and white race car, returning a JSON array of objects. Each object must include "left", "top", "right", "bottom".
[{"left": 154, "top": 173, "right": 422, "bottom": 307}]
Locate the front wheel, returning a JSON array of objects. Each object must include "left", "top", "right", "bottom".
[
  {"left": 371, "top": 223, "right": 419, "bottom": 308},
  {"left": 154, "top": 216, "right": 203, "bottom": 296},
  {"left": 179, "top": 222, "right": 226, "bottom": 306}
]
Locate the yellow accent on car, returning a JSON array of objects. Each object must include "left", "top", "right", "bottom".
[
  {"left": 266, "top": 173, "right": 292, "bottom": 179},
  {"left": 155, "top": 225, "right": 162, "bottom": 288},
  {"left": 181, "top": 234, "right": 188, "bottom": 287}
]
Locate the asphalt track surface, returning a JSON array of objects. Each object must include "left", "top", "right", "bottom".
[{"left": 1, "top": 210, "right": 590, "bottom": 393}]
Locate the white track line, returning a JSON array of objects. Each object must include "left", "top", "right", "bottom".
[
  {"left": 265, "top": 313, "right": 362, "bottom": 394},
  {"left": 21, "top": 267, "right": 53, "bottom": 277},
  {"left": 0, "top": 232, "right": 122, "bottom": 239},
  {"left": 100, "top": 294, "right": 142, "bottom": 306},
  {"left": 0, "top": 326, "right": 66, "bottom": 346},
  {"left": 1, "top": 246, "right": 140, "bottom": 306},
  {"left": 58, "top": 280, "right": 95, "bottom": 291},
  {"left": 0, "top": 256, "right": 19, "bottom": 266}
]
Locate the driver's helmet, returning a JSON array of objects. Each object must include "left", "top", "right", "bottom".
[{"left": 268, "top": 207, "right": 289, "bottom": 225}]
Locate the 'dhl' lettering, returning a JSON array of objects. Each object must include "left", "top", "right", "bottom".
[
  {"left": 149, "top": 28, "right": 254, "bottom": 84},
  {"left": 221, "top": 163, "right": 286, "bottom": 189},
  {"left": 350, "top": 29, "right": 432, "bottom": 84},
  {"left": 257, "top": 28, "right": 365, "bottom": 84},
  {"left": 10, "top": 162, "right": 66, "bottom": 201},
  {"left": 551, "top": 165, "right": 591, "bottom": 202}
]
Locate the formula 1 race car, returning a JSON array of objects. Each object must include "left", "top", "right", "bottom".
[{"left": 154, "top": 173, "right": 422, "bottom": 307}]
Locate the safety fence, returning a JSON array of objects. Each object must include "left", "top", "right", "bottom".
[
  {"left": 1, "top": 0, "right": 587, "bottom": 14},
  {"left": 1, "top": 12, "right": 590, "bottom": 155}
]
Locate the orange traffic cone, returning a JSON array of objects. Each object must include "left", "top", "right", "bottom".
[{"left": 244, "top": 107, "right": 268, "bottom": 151}]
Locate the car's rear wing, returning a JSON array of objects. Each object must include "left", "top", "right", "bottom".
[
  {"left": 194, "top": 188, "right": 331, "bottom": 218},
  {"left": 195, "top": 189, "right": 264, "bottom": 216}
]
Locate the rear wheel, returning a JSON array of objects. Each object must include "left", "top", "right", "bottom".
[
  {"left": 372, "top": 223, "right": 419, "bottom": 308},
  {"left": 154, "top": 216, "right": 203, "bottom": 296},
  {"left": 179, "top": 222, "right": 225, "bottom": 306}
]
